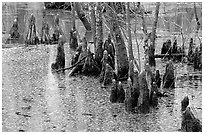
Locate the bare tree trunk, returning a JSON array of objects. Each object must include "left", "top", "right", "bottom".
[
  {"left": 72, "top": 2, "right": 76, "bottom": 30},
  {"left": 95, "top": 2, "right": 103, "bottom": 66},
  {"left": 126, "top": 2, "right": 134, "bottom": 63},
  {"left": 110, "top": 2, "right": 129, "bottom": 79},
  {"left": 139, "top": 3, "right": 149, "bottom": 67},
  {"left": 133, "top": 3, "right": 141, "bottom": 73},
  {"left": 139, "top": 3, "right": 148, "bottom": 36},
  {"left": 137, "top": 3, "right": 160, "bottom": 113},
  {"left": 194, "top": 2, "right": 200, "bottom": 33},
  {"left": 75, "top": 2, "right": 92, "bottom": 31},
  {"left": 90, "top": 3, "right": 97, "bottom": 50},
  {"left": 149, "top": 2, "right": 160, "bottom": 67},
  {"left": 151, "top": 2, "right": 160, "bottom": 49}
]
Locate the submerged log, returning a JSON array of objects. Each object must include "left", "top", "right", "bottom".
[{"left": 154, "top": 53, "right": 185, "bottom": 58}]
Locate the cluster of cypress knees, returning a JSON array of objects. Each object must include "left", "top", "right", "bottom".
[
  {"left": 8, "top": 13, "right": 63, "bottom": 45},
  {"left": 67, "top": 32, "right": 176, "bottom": 114},
  {"left": 161, "top": 37, "right": 201, "bottom": 70},
  {"left": 67, "top": 31, "right": 202, "bottom": 131},
  {"left": 10, "top": 11, "right": 201, "bottom": 132}
]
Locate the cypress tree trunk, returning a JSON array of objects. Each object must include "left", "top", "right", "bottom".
[
  {"left": 149, "top": 2, "right": 160, "bottom": 67},
  {"left": 90, "top": 3, "right": 97, "bottom": 50},
  {"left": 126, "top": 2, "right": 134, "bottom": 62},
  {"left": 72, "top": 2, "right": 76, "bottom": 30},
  {"left": 137, "top": 3, "right": 160, "bottom": 113},
  {"left": 95, "top": 2, "right": 103, "bottom": 66},
  {"left": 74, "top": 2, "right": 92, "bottom": 31},
  {"left": 194, "top": 2, "right": 201, "bottom": 33},
  {"left": 109, "top": 2, "right": 129, "bottom": 79}
]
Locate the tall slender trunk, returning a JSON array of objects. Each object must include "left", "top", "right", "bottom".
[
  {"left": 149, "top": 2, "right": 160, "bottom": 67},
  {"left": 126, "top": 2, "right": 134, "bottom": 76},
  {"left": 151, "top": 2, "right": 160, "bottom": 49},
  {"left": 194, "top": 2, "right": 200, "bottom": 33},
  {"left": 95, "top": 2, "right": 103, "bottom": 66},
  {"left": 139, "top": 3, "right": 149, "bottom": 67},
  {"left": 126, "top": 2, "right": 134, "bottom": 62},
  {"left": 90, "top": 3, "right": 97, "bottom": 50},
  {"left": 133, "top": 2, "right": 141, "bottom": 72},
  {"left": 72, "top": 2, "right": 76, "bottom": 30}
]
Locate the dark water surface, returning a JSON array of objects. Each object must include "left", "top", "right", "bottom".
[{"left": 2, "top": 2, "right": 202, "bottom": 132}]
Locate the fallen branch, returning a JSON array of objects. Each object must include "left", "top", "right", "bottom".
[
  {"left": 55, "top": 53, "right": 94, "bottom": 72},
  {"left": 154, "top": 53, "right": 185, "bottom": 58}
]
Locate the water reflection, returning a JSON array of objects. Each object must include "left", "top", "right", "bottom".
[{"left": 2, "top": 2, "right": 202, "bottom": 132}]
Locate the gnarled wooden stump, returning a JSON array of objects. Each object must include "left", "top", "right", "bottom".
[
  {"left": 25, "top": 14, "right": 39, "bottom": 45},
  {"left": 163, "top": 61, "right": 175, "bottom": 88}
]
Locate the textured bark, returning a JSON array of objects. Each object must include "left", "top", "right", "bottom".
[
  {"left": 51, "top": 38, "right": 65, "bottom": 71},
  {"left": 95, "top": 3, "right": 103, "bottom": 66},
  {"left": 25, "top": 14, "right": 39, "bottom": 45},
  {"left": 90, "top": 3, "right": 97, "bottom": 50},
  {"left": 194, "top": 2, "right": 201, "bottom": 33},
  {"left": 162, "top": 61, "right": 175, "bottom": 88},
  {"left": 125, "top": 78, "right": 135, "bottom": 113},
  {"left": 108, "top": 2, "right": 129, "bottom": 79},
  {"left": 72, "top": 2, "right": 76, "bottom": 30},
  {"left": 9, "top": 18, "right": 20, "bottom": 39},
  {"left": 75, "top": 2, "right": 92, "bottom": 31},
  {"left": 150, "top": 2, "right": 160, "bottom": 49},
  {"left": 41, "top": 14, "right": 51, "bottom": 44},
  {"left": 181, "top": 107, "right": 202, "bottom": 132},
  {"left": 126, "top": 2, "right": 134, "bottom": 63},
  {"left": 138, "top": 71, "right": 150, "bottom": 113},
  {"left": 149, "top": 2, "right": 160, "bottom": 67},
  {"left": 140, "top": 3, "right": 160, "bottom": 67},
  {"left": 139, "top": 4, "right": 149, "bottom": 67},
  {"left": 133, "top": 3, "right": 141, "bottom": 72},
  {"left": 110, "top": 79, "right": 118, "bottom": 103},
  {"left": 51, "top": 15, "right": 63, "bottom": 43}
]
